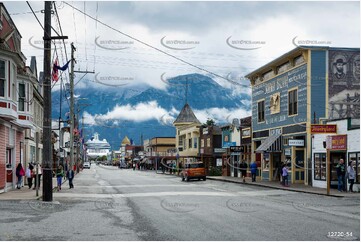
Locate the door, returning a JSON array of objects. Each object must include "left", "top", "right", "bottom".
[
  {"left": 272, "top": 152, "right": 282, "bottom": 181},
  {"left": 233, "top": 155, "right": 238, "bottom": 177},
  {"left": 330, "top": 152, "right": 346, "bottom": 189}
]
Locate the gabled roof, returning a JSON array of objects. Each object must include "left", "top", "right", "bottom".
[
  {"left": 173, "top": 103, "right": 200, "bottom": 125},
  {"left": 121, "top": 136, "right": 131, "bottom": 145}
]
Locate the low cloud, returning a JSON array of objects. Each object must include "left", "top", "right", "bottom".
[{"left": 83, "top": 101, "right": 251, "bottom": 127}]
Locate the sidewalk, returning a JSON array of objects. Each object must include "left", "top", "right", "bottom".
[
  {"left": 207, "top": 176, "right": 360, "bottom": 198},
  {"left": 0, "top": 177, "right": 69, "bottom": 201}
]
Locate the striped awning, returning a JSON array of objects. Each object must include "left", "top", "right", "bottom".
[{"left": 256, "top": 133, "right": 283, "bottom": 153}]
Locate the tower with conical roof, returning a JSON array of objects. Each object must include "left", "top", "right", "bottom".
[{"left": 173, "top": 103, "right": 201, "bottom": 160}]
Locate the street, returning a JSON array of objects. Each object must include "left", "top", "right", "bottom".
[{"left": 0, "top": 164, "right": 359, "bottom": 241}]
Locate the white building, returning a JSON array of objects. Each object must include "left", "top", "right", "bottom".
[{"left": 312, "top": 118, "right": 360, "bottom": 192}]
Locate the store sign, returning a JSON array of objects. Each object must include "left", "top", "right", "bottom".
[
  {"left": 327, "top": 135, "right": 347, "bottom": 150},
  {"left": 242, "top": 129, "right": 251, "bottom": 137},
  {"left": 216, "top": 158, "right": 222, "bottom": 167},
  {"left": 288, "top": 139, "right": 304, "bottom": 147},
  {"left": 270, "top": 128, "right": 282, "bottom": 136},
  {"left": 223, "top": 142, "right": 236, "bottom": 148},
  {"left": 311, "top": 124, "right": 337, "bottom": 134},
  {"left": 214, "top": 148, "right": 226, "bottom": 153},
  {"left": 284, "top": 149, "right": 291, "bottom": 156},
  {"left": 230, "top": 146, "right": 244, "bottom": 153}
]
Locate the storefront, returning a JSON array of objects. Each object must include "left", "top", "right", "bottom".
[{"left": 312, "top": 119, "right": 360, "bottom": 191}]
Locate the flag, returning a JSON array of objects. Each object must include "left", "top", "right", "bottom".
[
  {"left": 54, "top": 60, "right": 71, "bottom": 71},
  {"left": 52, "top": 58, "right": 59, "bottom": 82}
]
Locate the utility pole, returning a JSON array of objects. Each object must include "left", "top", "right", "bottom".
[
  {"left": 69, "top": 44, "right": 94, "bottom": 173},
  {"left": 42, "top": 1, "right": 53, "bottom": 202},
  {"left": 70, "top": 43, "right": 76, "bottom": 173}
]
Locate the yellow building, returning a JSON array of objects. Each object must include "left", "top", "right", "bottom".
[{"left": 173, "top": 103, "right": 201, "bottom": 162}]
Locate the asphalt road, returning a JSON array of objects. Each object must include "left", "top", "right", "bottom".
[{"left": 0, "top": 164, "right": 359, "bottom": 241}]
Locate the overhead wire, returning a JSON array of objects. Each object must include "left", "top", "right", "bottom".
[{"left": 62, "top": 1, "right": 248, "bottom": 88}]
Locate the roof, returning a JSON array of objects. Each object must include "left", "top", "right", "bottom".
[
  {"left": 173, "top": 103, "right": 200, "bottom": 124},
  {"left": 121, "top": 136, "right": 131, "bottom": 145},
  {"left": 245, "top": 46, "right": 360, "bottom": 80}
]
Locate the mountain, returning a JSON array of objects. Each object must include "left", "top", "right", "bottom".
[{"left": 51, "top": 73, "right": 251, "bottom": 150}]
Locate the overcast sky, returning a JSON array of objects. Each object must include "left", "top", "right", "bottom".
[{"left": 4, "top": 1, "right": 360, "bottom": 125}]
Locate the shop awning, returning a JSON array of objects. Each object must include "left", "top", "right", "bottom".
[{"left": 255, "top": 133, "right": 283, "bottom": 153}]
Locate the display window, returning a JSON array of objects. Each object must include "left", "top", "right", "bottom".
[{"left": 314, "top": 153, "right": 326, "bottom": 181}]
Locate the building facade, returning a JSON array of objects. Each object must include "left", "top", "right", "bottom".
[
  {"left": 246, "top": 46, "right": 360, "bottom": 185},
  {"left": 174, "top": 103, "right": 202, "bottom": 164},
  {"left": 200, "top": 125, "right": 223, "bottom": 175},
  {"left": 0, "top": 4, "right": 43, "bottom": 192},
  {"left": 312, "top": 118, "right": 360, "bottom": 191}
]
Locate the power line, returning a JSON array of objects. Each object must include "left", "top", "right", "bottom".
[{"left": 63, "top": 1, "right": 248, "bottom": 88}]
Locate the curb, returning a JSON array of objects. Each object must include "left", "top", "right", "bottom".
[{"left": 206, "top": 177, "right": 344, "bottom": 198}]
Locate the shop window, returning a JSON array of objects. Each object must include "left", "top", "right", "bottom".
[
  {"left": 258, "top": 100, "right": 265, "bottom": 122},
  {"left": 348, "top": 152, "right": 360, "bottom": 184},
  {"left": 314, "top": 153, "right": 326, "bottom": 180},
  {"left": 262, "top": 154, "right": 270, "bottom": 171},
  {"left": 6, "top": 148, "right": 11, "bottom": 168},
  {"left": 295, "top": 150, "right": 304, "bottom": 168},
  {"left": 288, "top": 89, "right": 298, "bottom": 116}
]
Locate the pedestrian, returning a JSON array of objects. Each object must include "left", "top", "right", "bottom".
[
  {"left": 56, "top": 165, "right": 64, "bottom": 191},
  {"left": 33, "top": 164, "right": 42, "bottom": 190},
  {"left": 133, "top": 163, "right": 136, "bottom": 171},
  {"left": 25, "top": 163, "right": 34, "bottom": 189},
  {"left": 15, "top": 163, "right": 25, "bottom": 189},
  {"left": 66, "top": 169, "right": 75, "bottom": 189},
  {"left": 239, "top": 160, "right": 248, "bottom": 183},
  {"left": 336, "top": 158, "right": 346, "bottom": 192},
  {"left": 282, "top": 164, "right": 289, "bottom": 187},
  {"left": 347, "top": 161, "right": 355, "bottom": 192},
  {"left": 250, "top": 161, "right": 257, "bottom": 182}
]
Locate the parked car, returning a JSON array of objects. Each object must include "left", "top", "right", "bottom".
[
  {"left": 83, "top": 162, "right": 91, "bottom": 169},
  {"left": 181, "top": 162, "right": 206, "bottom": 182}
]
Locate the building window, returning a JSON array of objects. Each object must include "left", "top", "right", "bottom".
[
  {"left": 270, "top": 93, "right": 280, "bottom": 114},
  {"left": 207, "top": 138, "right": 211, "bottom": 147},
  {"left": 188, "top": 138, "right": 192, "bottom": 149},
  {"left": 193, "top": 138, "right": 198, "bottom": 149},
  {"left": 288, "top": 89, "right": 298, "bottom": 116},
  {"left": 348, "top": 152, "right": 360, "bottom": 184},
  {"left": 314, "top": 153, "right": 326, "bottom": 181},
  {"left": 0, "top": 60, "right": 5, "bottom": 97},
  {"left": 258, "top": 100, "right": 265, "bottom": 122},
  {"left": 18, "top": 83, "right": 25, "bottom": 111},
  {"left": 201, "top": 139, "right": 204, "bottom": 148},
  {"left": 178, "top": 138, "right": 183, "bottom": 148},
  {"left": 6, "top": 148, "right": 12, "bottom": 168}
]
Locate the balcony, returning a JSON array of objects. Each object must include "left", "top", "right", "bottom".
[{"left": 0, "top": 99, "right": 18, "bottom": 121}]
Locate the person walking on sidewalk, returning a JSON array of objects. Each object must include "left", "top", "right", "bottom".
[
  {"left": 66, "top": 169, "right": 75, "bottom": 189},
  {"left": 347, "top": 161, "right": 355, "bottom": 192},
  {"left": 25, "top": 163, "right": 34, "bottom": 189},
  {"left": 33, "top": 164, "right": 42, "bottom": 190},
  {"left": 239, "top": 160, "right": 248, "bottom": 183},
  {"left": 282, "top": 164, "right": 289, "bottom": 187},
  {"left": 336, "top": 159, "right": 346, "bottom": 192},
  {"left": 250, "top": 161, "right": 257, "bottom": 182},
  {"left": 16, "top": 163, "right": 25, "bottom": 189},
  {"left": 56, "top": 165, "right": 64, "bottom": 191}
]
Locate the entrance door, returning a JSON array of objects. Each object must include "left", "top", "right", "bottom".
[
  {"left": 272, "top": 153, "right": 282, "bottom": 181},
  {"left": 233, "top": 155, "right": 238, "bottom": 177},
  {"left": 330, "top": 152, "right": 346, "bottom": 189}
]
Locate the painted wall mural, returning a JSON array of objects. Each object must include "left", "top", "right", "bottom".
[{"left": 328, "top": 50, "right": 360, "bottom": 119}]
